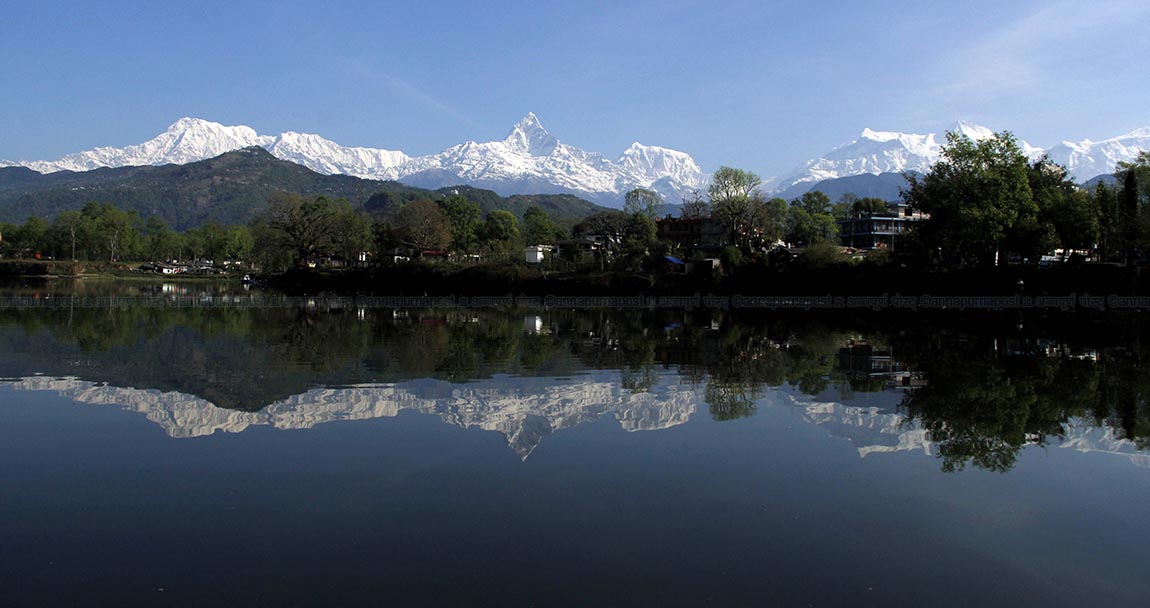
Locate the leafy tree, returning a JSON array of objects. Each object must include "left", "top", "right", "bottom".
[
  {"left": 1116, "top": 150, "right": 1150, "bottom": 204},
  {"left": 223, "top": 225, "right": 255, "bottom": 261},
  {"left": 522, "top": 206, "right": 564, "bottom": 246},
  {"left": 573, "top": 210, "right": 628, "bottom": 245},
  {"left": 794, "top": 241, "right": 847, "bottom": 270},
  {"left": 708, "top": 166, "right": 762, "bottom": 205},
  {"left": 623, "top": 188, "right": 662, "bottom": 220},
  {"left": 1114, "top": 153, "right": 1150, "bottom": 264},
  {"left": 709, "top": 167, "right": 775, "bottom": 253},
  {"left": 903, "top": 130, "right": 1036, "bottom": 269},
  {"left": 11, "top": 216, "right": 51, "bottom": 258},
  {"left": 480, "top": 210, "right": 521, "bottom": 255},
  {"left": 1095, "top": 182, "right": 1122, "bottom": 262},
  {"left": 261, "top": 193, "right": 345, "bottom": 268},
  {"left": 78, "top": 203, "right": 141, "bottom": 262},
  {"left": 719, "top": 245, "right": 745, "bottom": 269},
  {"left": 53, "top": 210, "right": 88, "bottom": 261},
  {"left": 796, "top": 190, "right": 831, "bottom": 215},
  {"left": 1028, "top": 159, "right": 1098, "bottom": 260},
  {"left": 679, "top": 189, "right": 710, "bottom": 219},
  {"left": 852, "top": 197, "right": 890, "bottom": 217},
  {"left": 142, "top": 216, "right": 180, "bottom": 261},
  {"left": 186, "top": 221, "right": 226, "bottom": 261},
  {"left": 617, "top": 213, "right": 658, "bottom": 271},
  {"left": 438, "top": 195, "right": 482, "bottom": 253},
  {"left": 755, "top": 198, "right": 789, "bottom": 245},
  {"left": 785, "top": 205, "right": 838, "bottom": 246},
  {"left": 394, "top": 200, "right": 453, "bottom": 252}
]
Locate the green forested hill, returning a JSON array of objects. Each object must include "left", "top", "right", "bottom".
[{"left": 0, "top": 147, "right": 607, "bottom": 230}]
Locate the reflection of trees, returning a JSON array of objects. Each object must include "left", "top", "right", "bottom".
[
  {"left": 649, "top": 317, "right": 854, "bottom": 421},
  {"left": 1095, "top": 347, "right": 1150, "bottom": 450},
  {"left": 896, "top": 332, "right": 1150, "bottom": 473},
  {"left": 5, "top": 296, "right": 1150, "bottom": 470},
  {"left": 783, "top": 326, "right": 840, "bottom": 395}
]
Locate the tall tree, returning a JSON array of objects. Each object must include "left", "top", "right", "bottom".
[
  {"left": 1121, "top": 167, "right": 1140, "bottom": 265},
  {"left": 438, "top": 195, "right": 482, "bottom": 253},
  {"left": 522, "top": 206, "right": 563, "bottom": 246},
  {"left": 1028, "top": 159, "right": 1098, "bottom": 261},
  {"left": 623, "top": 188, "right": 662, "bottom": 220},
  {"left": 796, "top": 190, "right": 831, "bottom": 216},
  {"left": 903, "top": 130, "right": 1035, "bottom": 269},
  {"left": 679, "top": 189, "right": 711, "bottom": 219},
  {"left": 709, "top": 167, "right": 766, "bottom": 252},
  {"left": 480, "top": 210, "right": 521, "bottom": 255},
  {"left": 54, "top": 210, "right": 86, "bottom": 261},
  {"left": 263, "top": 193, "right": 343, "bottom": 268},
  {"left": 851, "top": 197, "right": 889, "bottom": 218},
  {"left": 393, "top": 200, "right": 453, "bottom": 252}
]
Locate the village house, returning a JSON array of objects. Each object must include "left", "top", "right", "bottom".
[{"left": 836, "top": 202, "right": 925, "bottom": 249}]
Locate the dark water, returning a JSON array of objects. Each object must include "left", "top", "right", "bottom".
[{"left": 1, "top": 283, "right": 1149, "bottom": 606}]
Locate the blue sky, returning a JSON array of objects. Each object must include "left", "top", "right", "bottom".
[{"left": 3, "top": 0, "right": 1149, "bottom": 178}]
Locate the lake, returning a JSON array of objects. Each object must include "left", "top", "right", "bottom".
[{"left": 1, "top": 282, "right": 1148, "bottom": 606}]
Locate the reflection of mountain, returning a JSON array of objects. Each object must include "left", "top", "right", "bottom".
[
  {"left": 780, "top": 391, "right": 1150, "bottom": 468},
  {"left": 7, "top": 374, "right": 698, "bottom": 459}
]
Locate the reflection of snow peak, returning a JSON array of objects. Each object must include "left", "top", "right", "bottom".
[
  {"left": 785, "top": 392, "right": 1149, "bottom": 467},
  {"left": 11, "top": 377, "right": 1146, "bottom": 466},
  {"left": 8, "top": 375, "right": 697, "bottom": 459}
]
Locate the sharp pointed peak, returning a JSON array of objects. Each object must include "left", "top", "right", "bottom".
[
  {"left": 507, "top": 112, "right": 548, "bottom": 134},
  {"left": 503, "top": 112, "right": 558, "bottom": 155},
  {"left": 948, "top": 120, "right": 996, "bottom": 140}
]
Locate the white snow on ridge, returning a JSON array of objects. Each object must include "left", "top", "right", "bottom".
[
  {"left": 395, "top": 113, "right": 707, "bottom": 203},
  {"left": 3, "top": 114, "right": 707, "bottom": 206},
  {"left": 11, "top": 118, "right": 274, "bottom": 173},
  {"left": 769, "top": 121, "right": 1150, "bottom": 195},
  {"left": 768, "top": 121, "right": 1048, "bottom": 194},
  {"left": 5, "top": 114, "right": 1148, "bottom": 203},
  {"left": 1045, "top": 127, "right": 1150, "bottom": 184},
  {"left": 266, "top": 131, "right": 411, "bottom": 178}
]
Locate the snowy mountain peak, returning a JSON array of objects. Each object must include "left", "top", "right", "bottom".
[
  {"left": 617, "top": 142, "right": 705, "bottom": 187},
  {"left": 769, "top": 122, "right": 1050, "bottom": 195},
  {"left": 4, "top": 113, "right": 706, "bottom": 206},
  {"left": 503, "top": 112, "right": 559, "bottom": 156},
  {"left": 859, "top": 128, "right": 906, "bottom": 142},
  {"left": 950, "top": 120, "right": 996, "bottom": 141},
  {"left": 266, "top": 131, "right": 410, "bottom": 178}
]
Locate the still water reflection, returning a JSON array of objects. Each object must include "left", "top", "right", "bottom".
[{"left": 1, "top": 286, "right": 1149, "bottom": 605}]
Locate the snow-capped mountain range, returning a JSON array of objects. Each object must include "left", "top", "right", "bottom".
[
  {"left": 0, "top": 114, "right": 706, "bottom": 206},
  {"left": 768, "top": 121, "right": 1150, "bottom": 194},
  {"left": 4, "top": 115, "right": 1148, "bottom": 203}
]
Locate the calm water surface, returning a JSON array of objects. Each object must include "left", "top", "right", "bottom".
[{"left": 1, "top": 283, "right": 1148, "bottom": 606}]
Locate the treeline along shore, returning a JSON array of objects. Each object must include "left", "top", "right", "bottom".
[{"left": 3, "top": 128, "right": 1150, "bottom": 303}]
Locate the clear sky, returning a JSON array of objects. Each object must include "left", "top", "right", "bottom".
[{"left": 2, "top": 0, "right": 1148, "bottom": 178}]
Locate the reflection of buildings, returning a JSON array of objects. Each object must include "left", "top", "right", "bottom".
[
  {"left": 7, "top": 374, "right": 698, "bottom": 459},
  {"left": 836, "top": 343, "right": 926, "bottom": 390}
]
